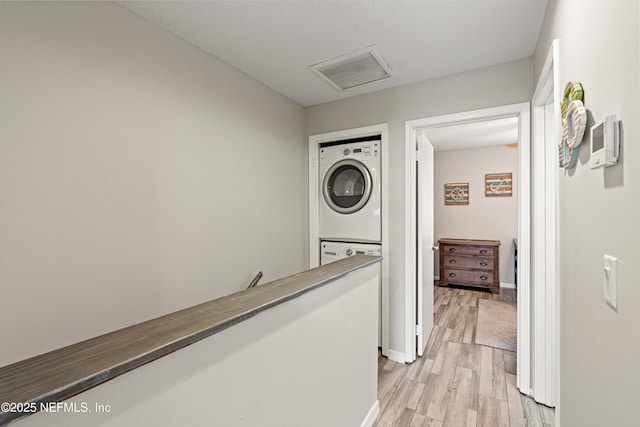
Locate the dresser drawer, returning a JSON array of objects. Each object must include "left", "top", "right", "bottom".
[
  {"left": 442, "top": 269, "right": 494, "bottom": 286},
  {"left": 443, "top": 255, "right": 494, "bottom": 270},
  {"left": 441, "top": 244, "right": 495, "bottom": 257}
]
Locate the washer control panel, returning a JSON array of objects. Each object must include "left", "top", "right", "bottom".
[{"left": 320, "top": 241, "right": 382, "bottom": 266}]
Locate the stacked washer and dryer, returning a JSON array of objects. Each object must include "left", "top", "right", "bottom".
[
  {"left": 318, "top": 136, "right": 382, "bottom": 262},
  {"left": 317, "top": 136, "right": 382, "bottom": 343}
]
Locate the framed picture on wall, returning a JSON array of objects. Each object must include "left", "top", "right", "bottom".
[
  {"left": 444, "top": 182, "right": 469, "bottom": 205},
  {"left": 485, "top": 173, "right": 513, "bottom": 197}
]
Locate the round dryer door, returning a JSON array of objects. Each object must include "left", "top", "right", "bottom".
[{"left": 322, "top": 159, "right": 372, "bottom": 214}]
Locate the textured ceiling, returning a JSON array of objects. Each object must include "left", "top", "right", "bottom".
[{"left": 117, "top": 0, "right": 548, "bottom": 107}]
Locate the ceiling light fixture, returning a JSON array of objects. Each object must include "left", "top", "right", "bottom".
[{"left": 310, "top": 46, "right": 394, "bottom": 91}]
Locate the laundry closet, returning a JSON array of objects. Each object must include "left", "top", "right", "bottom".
[{"left": 309, "top": 126, "right": 387, "bottom": 348}]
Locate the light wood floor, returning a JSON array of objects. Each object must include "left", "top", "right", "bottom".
[{"left": 375, "top": 285, "right": 555, "bottom": 427}]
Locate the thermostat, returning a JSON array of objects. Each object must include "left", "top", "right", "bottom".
[{"left": 590, "top": 115, "right": 619, "bottom": 169}]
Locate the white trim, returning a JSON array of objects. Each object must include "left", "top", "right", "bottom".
[
  {"left": 500, "top": 282, "right": 516, "bottom": 289},
  {"left": 309, "top": 124, "right": 390, "bottom": 357},
  {"left": 381, "top": 125, "right": 389, "bottom": 357},
  {"left": 404, "top": 103, "right": 531, "bottom": 377},
  {"left": 309, "top": 140, "right": 319, "bottom": 267},
  {"left": 385, "top": 349, "right": 406, "bottom": 364},
  {"left": 531, "top": 39, "right": 560, "bottom": 408},
  {"left": 403, "top": 121, "right": 417, "bottom": 363},
  {"left": 360, "top": 400, "right": 380, "bottom": 427},
  {"left": 517, "top": 101, "right": 532, "bottom": 396}
]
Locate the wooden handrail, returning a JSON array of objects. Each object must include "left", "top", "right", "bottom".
[{"left": 0, "top": 255, "right": 381, "bottom": 426}]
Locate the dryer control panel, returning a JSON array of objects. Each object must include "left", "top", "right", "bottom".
[
  {"left": 340, "top": 144, "right": 378, "bottom": 157},
  {"left": 319, "top": 140, "right": 380, "bottom": 163}
]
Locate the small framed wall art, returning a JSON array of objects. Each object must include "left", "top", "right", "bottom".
[
  {"left": 444, "top": 182, "right": 469, "bottom": 205},
  {"left": 485, "top": 173, "right": 512, "bottom": 197}
]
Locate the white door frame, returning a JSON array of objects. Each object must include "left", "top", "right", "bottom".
[
  {"left": 404, "top": 103, "right": 531, "bottom": 394},
  {"left": 531, "top": 39, "right": 560, "bottom": 409},
  {"left": 309, "top": 124, "right": 390, "bottom": 356}
]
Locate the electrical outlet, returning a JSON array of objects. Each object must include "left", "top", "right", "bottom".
[{"left": 603, "top": 255, "right": 618, "bottom": 310}]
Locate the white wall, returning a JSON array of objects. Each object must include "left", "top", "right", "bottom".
[
  {"left": 434, "top": 145, "right": 518, "bottom": 284},
  {"left": 0, "top": 2, "right": 307, "bottom": 366},
  {"left": 306, "top": 58, "right": 533, "bottom": 355},
  {"left": 534, "top": 1, "right": 640, "bottom": 425},
  {"left": 14, "top": 263, "right": 381, "bottom": 427}
]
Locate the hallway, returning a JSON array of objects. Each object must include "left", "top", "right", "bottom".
[{"left": 375, "top": 286, "right": 554, "bottom": 426}]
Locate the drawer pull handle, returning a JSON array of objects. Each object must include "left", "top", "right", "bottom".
[
  {"left": 480, "top": 249, "right": 487, "bottom": 254},
  {"left": 449, "top": 248, "right": 456, "bottom": 252},
  {"left": 449, "top": 273, "right": 456, "bottom": 278},
  {"left": 449, "top": 259, "right": 456, "bottom": 264},
  {"left": 480, "top": 275, "right": 488, "bottom": 281},
  {"left": 480, "top": 262, "right": 487, "bottom": 266}
]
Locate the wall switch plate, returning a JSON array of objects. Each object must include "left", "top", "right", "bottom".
[{"left": 603, "top": 255, "right": 618, "bottom": 310}]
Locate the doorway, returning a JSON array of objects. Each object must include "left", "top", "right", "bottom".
[{"left": 404, "top": 103, "right": 532, "bottom": 394}]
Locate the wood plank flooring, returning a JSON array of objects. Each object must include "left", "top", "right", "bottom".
[{"left": 375, "top": 285, "right": 554, "bottom": 427}]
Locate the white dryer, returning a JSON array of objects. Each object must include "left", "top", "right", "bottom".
[{"left": 318, "top": 139, "right": 381, "bottom": 243}]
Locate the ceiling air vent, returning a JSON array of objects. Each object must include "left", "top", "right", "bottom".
[{"left": 310, "top": 46, "right": 394, "bottom": 91}]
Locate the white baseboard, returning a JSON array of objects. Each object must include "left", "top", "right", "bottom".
[
  {"left": 360, "top": 400, "right": 380, "bottom": 427},
  {"left": 385, "top": 349, "right": 405, "bottom": 364},
  {"left": 434, "top": 275, "right": 440, "bottom": 281}
]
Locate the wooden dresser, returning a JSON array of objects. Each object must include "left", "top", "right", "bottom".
[{"left": 438, "top": 238, "right": 501, "bottom": 293}]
